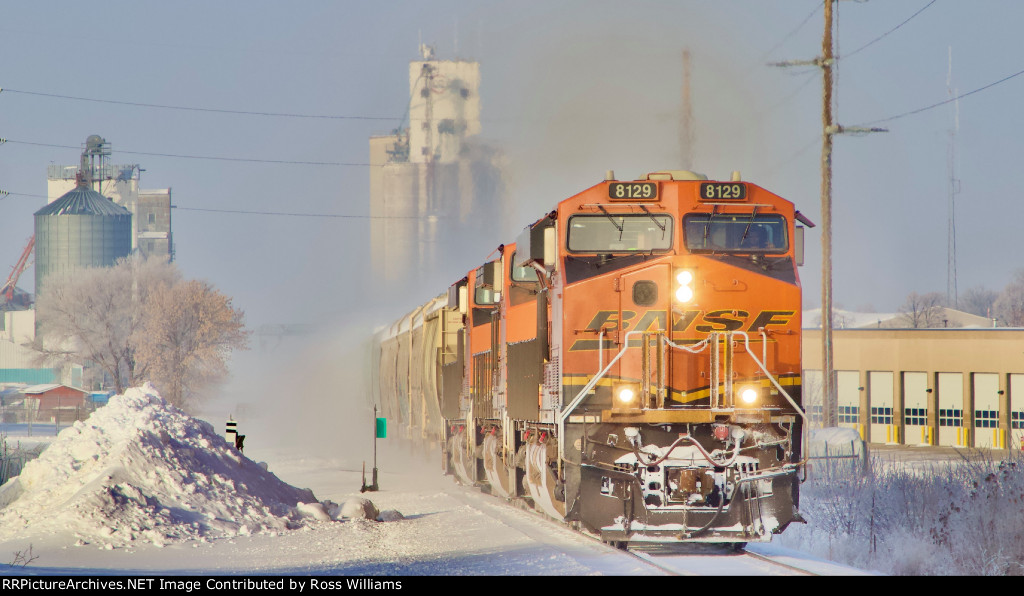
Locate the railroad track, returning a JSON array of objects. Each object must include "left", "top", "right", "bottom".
[
  {"left": 627, "top": 542, "right": 818, "bottom": 576},
  {"left": 440, "top": 479, "right": 859, "bottom": 575}
]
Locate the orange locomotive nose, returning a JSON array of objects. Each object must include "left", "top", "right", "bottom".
[{"left": 374, "top": 170, "right": 808, "bottom": 546}]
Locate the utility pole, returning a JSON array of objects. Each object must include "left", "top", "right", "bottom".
[
  {"left": 820, "top": 0, "right": 837, "bottom": 429},
  {"left": 772, "top": 1, "right": 886, "bottom": 428}
]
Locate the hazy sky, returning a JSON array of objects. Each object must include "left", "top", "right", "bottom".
[{"left": 2, "top": 0, "right": 1022, "bottom": 328}]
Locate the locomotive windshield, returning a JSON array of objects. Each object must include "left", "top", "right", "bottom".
[
  {"left": 567, "top": 213, "right": 673, "bottom": 253},
  {"left": 683, "top": 213, "right": 787, "bottom": 253}
]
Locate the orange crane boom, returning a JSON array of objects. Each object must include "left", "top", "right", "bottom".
[{"left": 1, "top": 236, "right": 34, "bottom": 303}]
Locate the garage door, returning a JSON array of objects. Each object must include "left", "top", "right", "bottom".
[
  {"left": 837, "top": 370, "right": 861, "bottom": 435},
  {"left": 803, "top": 369, "right": 823, "bottom": 427},
  {"left": 869, "top": 371, "right": 895, "bottom": 444},
  {"left": 903, "top": 372, "right": 930, "bottom": 446},
  {"left": 1012, "top": 374, "right": 1024, "bottom": 450},
  {"left": 938, "top": 372, "right": 964, "bottom": 447},
  {"left": 972, "top": 373, "right": 1000, "bottom": 449}
]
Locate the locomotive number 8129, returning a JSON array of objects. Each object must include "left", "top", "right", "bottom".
[{"left": 373, "top": 169, "right": 813, "bottom": 547}]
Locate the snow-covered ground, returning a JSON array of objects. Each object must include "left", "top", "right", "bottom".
[{"left": 0, "top": 383, "right": 869, "bottom": 576}]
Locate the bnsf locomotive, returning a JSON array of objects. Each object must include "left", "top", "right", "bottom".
[{"left": 373, "top": 170, "right": 812, "bottom": 547}]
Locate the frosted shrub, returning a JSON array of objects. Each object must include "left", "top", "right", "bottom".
[
  {"left": 931, "top": 460, "right": 1024, "bottom": 575},
  {"left": 778, "top": 452, "right": 1024, "bottom": 575}
]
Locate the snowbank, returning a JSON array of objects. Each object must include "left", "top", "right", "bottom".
[
  {"left": 808, "top": 427, "right": 865, "bottom": 458},
  {"left": 0, "top": 383, "right": 321, "bottom": 549}
]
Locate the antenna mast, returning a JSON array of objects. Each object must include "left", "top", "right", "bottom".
[{"left": 946, "top": 46, "right": 960, "bottom": 308}]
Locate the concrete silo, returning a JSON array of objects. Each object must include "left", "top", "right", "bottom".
[{"left": 34, "top": 178, "right": 132, "bottom": 298}]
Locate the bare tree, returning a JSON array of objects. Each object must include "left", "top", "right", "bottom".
[
  {"left": 33, "top": 256, "right": 179, "bottom": 393},
  {"left": 960, "top": 286, "right": 998, "bottom": 319},
  {"left": 898, "top": 292, "right": 946, "bottom": 328},
  {"left": 134, "top": 280, "right": 249, "bottom": 409},
  {"left": 812, "top": 306, "right": 854, "bottom": 329},
  {"left": 994, "top": 270, "right": 1024, "bottom": 327}
]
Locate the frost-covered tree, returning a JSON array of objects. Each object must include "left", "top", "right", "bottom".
[
  {"left": 134, "top": 279, "right": 249, "bottom": 409},
  {"left": 994, "top": 270, "right": 1024, "bottom": 327},
  {"left": 959, "top": 285, "right": 998, "bottom": 319},
  {"left": 33, "top": 256, "right": 180, "bottom": 394},
  {"left": 898, "top": 291, "right": 946, "bottom": 328}
]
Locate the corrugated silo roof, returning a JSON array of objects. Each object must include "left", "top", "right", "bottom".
[{"left": 34, "top": 184, "right": 131, "bottom": 217}]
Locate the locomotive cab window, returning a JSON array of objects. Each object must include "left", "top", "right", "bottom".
[
  {"left": 683, "top": 213, "right": 787, "bottom": 253},
  {"left": 475, "top": 263, "right": 501, "bottom": 305},
  {"left": 510, "top": 253, "right": 540, "bottom": 283},
  {"left": 475, "top": 287, "right": 499, "bottom": 305},
  {"left": 567, "top": 213, "right": 673, "bottom": 254}
]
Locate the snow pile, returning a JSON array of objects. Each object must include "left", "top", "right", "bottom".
[
  {"left": 338, "top": 497, "right": 378, "bottom": 521},
  {"left": 0, "top": 383, "right": 321, "bottom": 548},
  {"left": 808, "top": 427, "right": 866, "bottom": 458}
]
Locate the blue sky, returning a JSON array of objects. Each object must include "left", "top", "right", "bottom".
[{"left": 1, "top": 1, "right": 1021, "bottom": 326}]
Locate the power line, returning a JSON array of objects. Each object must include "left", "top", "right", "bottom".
[
  {"left": 840, "top": 0, "right": 937, "bottom": 60},
  {"left": 2, "top": 139, "right": 374, "bottom": 167},
  {"left": 857, "top": 66, "right": 1024, "bottom": 126},
  {"left": 0, "top": 190, "right": 426, "bottom": 219},
  {"left": 765, "top": 135, "right": 820, "bottom": 174},
  {"left": 0, "top": 190, "right": 44, "bottom": 200},
  {"left": 0, "top": 87, "right": 400, "bottom": 122},
  {"left": 173, "top": 206, "right": 423, "bottom": 219},
  {"left": 759, "top": 2, "right": 823, "bottom": 63}
]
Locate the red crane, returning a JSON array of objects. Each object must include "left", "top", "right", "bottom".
[{"left": 1, "top": 236, "right": 34, "bottom": 305}]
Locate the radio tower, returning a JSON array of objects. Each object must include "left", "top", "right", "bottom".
[
  {"left": 946, "top": 46, "right": 960, "bottom": 308},
  {"left": 679, "top": 49, "right": 695, "bottom": 170}
]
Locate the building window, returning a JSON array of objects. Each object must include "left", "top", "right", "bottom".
[
  {"left": 839, "top": 405, "right": 859, "bottom": 424},
  {"left": 871, "top": 407, "right": 893, "bottom": 425},
  {"left": 1011, "top": 411, "right": 1024, "bottom": 430},
  {"left": 809, "top": 404, "right": 823, "bottom": 426},
  {"left": 938, "top": 409, "right": 963, "bottom": 427},
  {"left": 905, "top": 408, "right": 927, "bottom": 426},
  {"left": 974, "top": 410, "right": 999, "bottom": 429}
]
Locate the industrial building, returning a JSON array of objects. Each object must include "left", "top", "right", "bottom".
[
  {"left": 34, "top": 180, "right": 132, "bottom": 299},
  {"left": 802, "top": 321, "right": 1024, "bottom": 450},
  {"left": 46, "top": 135, "right": 174, "bottom": 264},
  {"left": 0, "top": 135, "right": 174, "bottom": 390},
  {"left": 369, "top": 45, "right": 504, "bottom": 290}
]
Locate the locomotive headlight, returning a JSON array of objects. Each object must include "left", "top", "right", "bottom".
[
  {"left": 739, "top": 386, "right": 759, "bottom": 405},
  {"left": 674, "top": 269, "right": 695, "bottom": 303},
  {"left": 614, "top": 383, "right": 639, "bottom": 406}
]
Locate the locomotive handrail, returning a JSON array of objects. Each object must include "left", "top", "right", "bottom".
[
  {"left": 732, "top": 330, "right": 810, "bottom": 468},
  {"left": 732, "top": 331, "right": 810, "bottom": 427},
  {"left": 558, "top": 330, "right": 810, "bottom": 474},
  {"left": 558, "top": 329, "right": 648, "bottom": 470}
]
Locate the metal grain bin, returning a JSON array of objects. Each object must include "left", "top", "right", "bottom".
[{"left": 34, "top": 182, "right": 132, "bottom": 298}]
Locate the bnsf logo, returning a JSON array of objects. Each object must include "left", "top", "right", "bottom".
[{"left": 569, "top": 309, "right": 795, "bottom": 351}]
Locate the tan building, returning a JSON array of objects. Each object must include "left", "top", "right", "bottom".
[{"left": 802, "top": 328, "right": 1024, "bottom": 450}]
